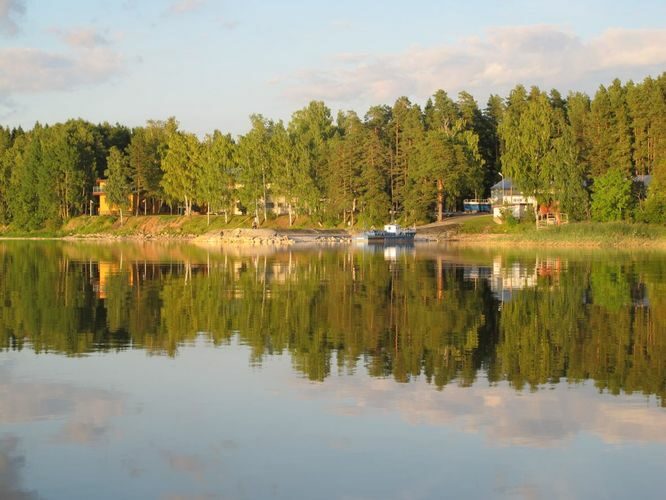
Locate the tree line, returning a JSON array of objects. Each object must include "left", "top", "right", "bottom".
[{"left": 0, "top": 73, "right": 664, "bottom": 229}]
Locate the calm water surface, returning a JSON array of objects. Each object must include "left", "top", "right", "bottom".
[{"left": 1, "top": 241, "right": 665, "bottom": 499}]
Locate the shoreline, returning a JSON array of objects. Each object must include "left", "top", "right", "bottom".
[
  {"left": 445, "top": 234, "right": 666, "bottom": 249},
  {"left": 0, "top": 228, "right": 354, "bottom": 246},
  {"left": 1, "top": 215, "right": 666, "bottom": 248},
  {"left": 1, "top": 228, "right": 666, "bottom": 249}
]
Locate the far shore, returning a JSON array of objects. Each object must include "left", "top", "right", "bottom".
[{"left": 2, "top": 214, "right": 666, "bottom": 249}]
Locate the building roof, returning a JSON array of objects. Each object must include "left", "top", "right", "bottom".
[{"left": 490, "top": 178, "right": 518, "bottom": 191}]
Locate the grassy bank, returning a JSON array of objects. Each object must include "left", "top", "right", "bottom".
[
  {"left": 0, "top": 214, "right": 343, "bottom": 239},
  {"left": 2, "top": 213, "right": 666, "bottom": 247},
  {"left": 453, "top": 215, "right": 666, "bottom": 247}
]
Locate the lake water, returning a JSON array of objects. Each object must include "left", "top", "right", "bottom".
[{"left": 1, "top": 241, "right": 665, "bottom": 500}]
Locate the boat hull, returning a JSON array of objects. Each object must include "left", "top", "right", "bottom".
[{"left": 363, "top": 231, "right": 416, "bottom": 242}]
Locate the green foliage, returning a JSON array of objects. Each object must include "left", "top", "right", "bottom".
[
  {"left": 635, "top": 181, "right": 666, "bottom": 223},
  {"left": 128, "top": 118, "right": 174, "bottom": 214},
  {"left": 198, "top": 131, "right": 236, "bottom": 223},
  {"left": 104, "top": 146, "right": 132, "bottom": 223},
  {"left": 636, "top": 158, "right": 666, "bottom": 223},
  {"left": 549, "top": 127, "right": 590, "bottom": 220},
  {"left": 161, "top": 131, "right": 201, "bottom": 215},
  {"left": 1, "top": 73, "right": 665, "bottom": 231},
  {"left": 358, "top": 127, "right": 390, "bottom": 226},
  {"left": 499, "top": 86, "right": 585, "bottom": 213},
  {"left": 500, "top": 207, "right": 519, "bottom": 226},
  {"left": 235, "top": 114, "right": 273, "bottom": 220},
  {"left": 591, "top": 168, "right": 634, "bottom": 221},
  {"left": 0, "top": 126, "right": 16, "bottom": 224},
  {"left": 390, "top": 97, "right": 424, "bottom": 217}
]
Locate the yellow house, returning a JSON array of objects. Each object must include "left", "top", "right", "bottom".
[{"left": 93, "top": 179, "right": 136, "bottom": 215}]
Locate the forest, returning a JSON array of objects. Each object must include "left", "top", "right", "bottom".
[{"left": 0, "top": 73, "right": 665, "bottom": 229}]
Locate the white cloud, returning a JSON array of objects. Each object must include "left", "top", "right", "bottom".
[
  {"left": 0, "top": 378, "right": 125, "bottom": 444},
  {"left": 51, "top": 27, "right": 109, "bottom": 49},
  {"left": 277, "top": 26, "right": 666, "bottom": 105},
  {"left": 0, "top": 46, "right": 123, "bottom": 94},
  {"left": 0, "top": 0, "right": 24, "bottom": 35},
  {"left": 296, "top": 375, "right": 666, "bottom": 448},
  {"left": 219, "top": 19, "right": 238, "bottom": 31},
  {"left": 166, "top": 0, "right": 206, "bottom": 16}
]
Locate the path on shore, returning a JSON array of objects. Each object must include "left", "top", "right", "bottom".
[{"left": 416, "top": 213, "right": 487, "bottom": 232}]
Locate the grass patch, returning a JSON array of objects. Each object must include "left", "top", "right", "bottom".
[
  {"left": 0, "top": 228, "right": 64, "bottom": 238},
  {"left": 516, "top": 221, "right": 666, "bottom": 244},
  {"left": 456, "top": 215, "right": 502, "bottom": 234},
  {"left": 457, "top": 217, "right": 666, "bottom": 246}
]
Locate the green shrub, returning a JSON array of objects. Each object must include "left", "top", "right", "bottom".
[
  {"left": 635, "top": 184, "right": 666, "bottom": 224},
  {"left": 500, "top": 207, "right": 519, "bottom": 226},
  {"left": 591, "top": 168, "right": 634, "bottom": 221}
]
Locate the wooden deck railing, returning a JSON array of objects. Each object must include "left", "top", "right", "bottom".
[{"left": 537, "top": 213, "right": 569, "bottom": 229}]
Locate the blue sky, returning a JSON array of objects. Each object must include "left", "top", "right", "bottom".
[{"left": 1, "top": 0, "right": 665, "bottom": 136}]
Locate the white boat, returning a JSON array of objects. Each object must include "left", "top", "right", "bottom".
[{"left": 362, "top": 224, "right": 416, "bottom": 242}]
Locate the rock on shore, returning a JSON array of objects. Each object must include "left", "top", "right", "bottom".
[{"left": 194, "top": 228, "right": 351, "bottom": 246}]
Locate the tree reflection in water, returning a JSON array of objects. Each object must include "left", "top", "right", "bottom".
[{"left": 0, "top": 241, "right": 664, "bottom": 405}]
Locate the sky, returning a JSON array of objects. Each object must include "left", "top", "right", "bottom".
[{"left": 1, "top": 0, "right": 665, "bottom": 136}]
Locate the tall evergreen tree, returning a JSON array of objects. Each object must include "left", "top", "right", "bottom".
[
  {"left": 479, "top": 94, "right": 504, "bottom": 193},
  {"left": 390, "top": 97, "right": 424, "bottom": 218},
  {"left": 607, "top": 78, "right": 634, "bottom": 173},
  {"left": 359, "top": 122, "right": 390, "bottom": 225},
  {"left": 588, "top": 85, "right": 616, "bottom": 177},
  {"left": 566, "top": 91, "right": 591, "bottom": 177},
  {"left": 0, "top": 127, "right": 13, "bottom": 224}
]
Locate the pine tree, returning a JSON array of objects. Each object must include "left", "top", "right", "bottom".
[
  {"left": 566, "top": 91, "right": 591, "bottom": 178},
  {"left": 0, "top": 127, "right": 13, "bottom": 224},
  {"left": 607, "top": 79, "right": 634, "bottom": 174},
  {"left": 479, "top": 94, "right": 504, "bottom": 192},
  {"left": 588, "top": 86, "right": 615, "bottom": 177},
  {"left": 390, "top": 97, "right": 424, "bottom": 218},
  {"left": 359, "top": 125, "right": 390, "bottom": 226}
]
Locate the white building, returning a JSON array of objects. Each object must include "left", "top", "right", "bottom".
[{"left": 490, "top": 178, "right": 537, "bottom": 221}]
